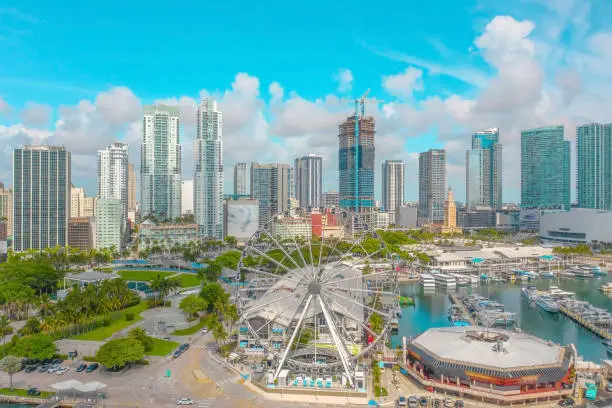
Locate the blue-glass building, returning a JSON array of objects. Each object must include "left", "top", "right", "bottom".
[
  {"left": 577, "top": 123, "right": 611, "bottom": 210},
  {"left": 520, "top": 126, "right": 570, "bottom": 210},
  {"left": 466, "top": 128, "right": 502, "bottom": 209},
  {"left": 338, "top": 116, "right": 375, "bottom": 212}
]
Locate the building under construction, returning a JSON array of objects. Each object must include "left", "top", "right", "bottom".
[{"left": 338, "top": 115, "right": 375, "bottom": 212}]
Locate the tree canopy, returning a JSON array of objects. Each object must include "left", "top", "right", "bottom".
[
  {"left": 12, "top": 333, "right": 56, "bottom": 360},
  {"left": 95, "top": 338, "right": 145, "bottom": 369}
]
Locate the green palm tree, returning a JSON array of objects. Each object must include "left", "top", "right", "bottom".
[{"left": 0, "top": 316, "right": 11, "bottom": 355}]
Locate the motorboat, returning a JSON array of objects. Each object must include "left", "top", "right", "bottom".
[
  {"left": 535, "top": 295, "right": 560, "bottom": 313},
  {"left": 572, "top": 267, "right": 594, "bottom": 279},
  {"left": 603, "top": 339, "right": 612, "bottom": 354},
  {"left": 600, "top": 283, "right": 612, "bottom": 293},
  {"left": 593, "top": 266, "right": 608, "bottom": 276},
  {"left": 420, "top": 273, "right": 435, "bottom": 288},
  {"left": 521, "top": 286, "right": 538, "bottom": 301},
  {"left": 541, "top": 271, "right": 555, "bottom": 278}
]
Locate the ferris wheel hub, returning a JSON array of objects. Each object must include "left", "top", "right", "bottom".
[{"left": 307, "top": 281, "right": 322, "bottom": 295}]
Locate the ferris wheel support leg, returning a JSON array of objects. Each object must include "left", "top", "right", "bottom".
[
  {"left": 318, "top": 295, "right": 354, "bottom": 387},
  {"left": 273, "top": 294, "right": 313, "bottom": 381}
]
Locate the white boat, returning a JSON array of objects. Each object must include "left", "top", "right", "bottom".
[
  {"left": 450, "top": 273, "right": 470, "bottom": 286},
  {"left": 600, "top": 283, "right": 612, "bottom": 293},
  {"left": 433, "top": 273, "right": 457, "bottom": 287},
  {"left": 535, "top": 295, "right": 560, "bottom": 313},
  {"left": 521, "top": 286, "right": 538, "bottom": 301},
  {"left": 572, "top": 267, "right": 593, "bottom": 279},
  {"left": 420, "top": 273, "right": 435, "bottom": 288},
  {"left": 547, "top": 286, "right": 575, "bottom": 300}
]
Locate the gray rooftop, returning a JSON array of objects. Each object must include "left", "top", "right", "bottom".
[
  {"left": 412, "top": 327, "right": 564, "bottom": 369},
  {"left": 65, "top": 271, "right": 120, "bottom": 282}
]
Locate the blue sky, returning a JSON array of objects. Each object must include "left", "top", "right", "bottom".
[{"left": 1, "top": 0, "right": 611, "bottom": 203}]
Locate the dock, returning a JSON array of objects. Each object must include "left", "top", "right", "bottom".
[
  {"left": 448, "top": 293, "right": 476, "bottom": 325},
  {"left": 559, "top": 303, "right": 612, "bottom": 340}
]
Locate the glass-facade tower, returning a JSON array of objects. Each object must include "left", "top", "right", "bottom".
[
  {"left": 251, "top": 163, "right": 293, "bottom": 227},
  {"left": 141, "top": 105, "right": 181, "bottom": 221},
  {"left": 194, "top": 98, "right": 223, "bottom": 240},
  {"left": 466, "top": 128, "right": 502, "bottom": 209},
  {"left": 577, "top": 123, "right": 612, "bottom": 210},
  {"left": 418, "top": 149, "right": 446, "bottom": 225},
  {"left": 338, "top": 115, "right": 375, "bottom": 211},
  {"left": 520, "top": 125, "right": 571, "bottom": 210},
  {"left": 13, "top": 146, "right": 71, "bottom": 251},
  {"left": 294, "top": 154, "right": 322, "bottom": 210},
  {"left": 98, "top": 142, "right": 129, "bottom": 246}
]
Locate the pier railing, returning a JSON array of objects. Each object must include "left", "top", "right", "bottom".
[{"left": 559, "top": 304, "right": 612, "bottom": 340}]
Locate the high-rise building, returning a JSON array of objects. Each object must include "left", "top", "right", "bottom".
[
  {"left": 294, "top": 154, "right": 323, "bottom": 210},
  {"left": 127, "top": 163, "right": 137, "bottom": 212},
  {"left": 68, "top": 217, "right": 96, "bottom": 250},
  {"left": 13, "top": 146, "right": 71, "bottom": 251},
  {"left": 321, "top": 191, "right": 340, "bottom": 208},
  {"left": 381, "top": 160, "right": 404, "bottom": 220},
  {"left": 234, "top": 162, "right": 248, "bottom": 196},
  {"left": 577, "top": 123, "right": 612, "bottom": 210},
  {"left": 98, "top": 142, "right": 129, "bottom": 243},
  {"left": 83, "top": 197, "right": 97, "bottom": 217},
  {"left": 521, "top": 126, "right": 571, "bottom": 210},
  {"left": 418, "top": 149, "right": 446, "bottom": 225},
  {"left": 0, "top": 185, "right": 13, "bottom": 237},
  {"left": 95, "top": 199, "right": 122, "bottom": 250},
  {"left": 194, "top": 98, "right": 223, "bottom": 240},
  {"left": 181, "top": 180, "right": 194, "bottom": 215},
  {"left": 251, "top": 163, "right": 293, "bottom": 226},
  {"left": 466, "top": 128, "right": 502, "bottom": 209},
  {"left": 338, "top": 115, "right": 375, "bottom": 212},
  {"left": 70, "top": 186, "right": 85, "bottom": 218},
  {"left": 141, "top": 104, "right": 181, "bottom": 221}
]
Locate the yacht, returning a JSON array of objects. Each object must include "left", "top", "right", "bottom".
[
  {"left": 547, "top": 286, "right": 575, "bottom": 301},
  {"left": 593, "top": 266, "right": 608, "bottom": 276},
  {"left": 572, "top": 267, "right": 594, "bottom": 279},
  {"left": 541, "top": 271, "right": 555, "bottom": 278},
  {"left": 420, "top": 273, "right": 435, "bottom": 288},
  {"left": 433, "top": 273, "right": 457, "bottom": 288},
  {"left": 535, "top": 295, "right": 560, "bottom": 313}
]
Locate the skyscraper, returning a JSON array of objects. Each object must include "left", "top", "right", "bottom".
[
  {"left": 381, "top": 160, "right": 404, "bottom": 220},
  {"left": 466, "top": 128, "right": 502, "bottom": 209},
  {"left": 181, "top": 180, "right": 194, "bottom": 215},
  {"left": 127, "top": 163, "right": 137, "bottom": 212},
  {"left": 0, "top": 185, "right": 12, "bottom": 237},
  {"left": 251, "top": 163, "right": 292, "bottom": 226},
  {"left": 577, "top": 123, "right": 612, "bottom": 210},
  {"left": 234, "top": 162, "right": 248, "bottom": 196},
  {"left": 294, "top": 154, "right": 323, "bottom": 210},
  {"left": 418, "top": 149, "right": 446, "bottom": 225},
  {"left": 141, "top": 105, "right": 181, "bottom": 221},
  {"left": 98, "top": 142, "right": 129, "bottom": 242},
  {"left": 321, "top": 191, "right": 340, "bottom": 208},
  {"left": 194, "top": 98, "right": 223, "bottom": 240},
  {"left": 13, "top": 146, "right": 71, "bottom": 251},
  {"left": 338, "top": 115, "right": 375, "bottom": 212},
  {"left": 521, "top": 126, "right": 571, "bottom": 210}
]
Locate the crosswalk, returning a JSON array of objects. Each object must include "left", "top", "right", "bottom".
[
  {"left": 196, "top": 398, "right": 216, "bottom": 407},
  {"left": 216, "top": 375, "right": 242, "bottom": 386}
]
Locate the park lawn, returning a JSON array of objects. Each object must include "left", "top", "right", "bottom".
[
  {"left": 148, "top": 338, "right": 180, "bottom": 356},
  {"left": 117, "top": 270, "right": 174, "bottom": 281},
  {"left": 71, "top": 301, "right": 148, "bottom": 341},
  {"left": 177, "top": 273, "right": 200, "bottom": 287},
  {"left": 0, "top": 388, "right": 54, "bottom": 398},
  {"left": 171, "top": 319, "right": 206, "bottom": 336}
]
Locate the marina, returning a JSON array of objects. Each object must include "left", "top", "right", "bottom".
[{"left": 393, "top": 275, "right": 612, "bottom": 362}]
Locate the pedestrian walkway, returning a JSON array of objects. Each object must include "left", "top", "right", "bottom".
[
  {"left": 196, "top": 398, "right": 216, "bottom": 407},
  {"left": 216, "top": 375, "right": 242, "bottom": 386}
]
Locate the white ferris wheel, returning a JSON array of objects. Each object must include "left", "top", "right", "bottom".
[{"left": 234, "top": 212, "right": 399, "bottom": 386}]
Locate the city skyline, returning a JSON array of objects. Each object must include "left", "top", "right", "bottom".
[{"left": 3, "top": 2, "right": 611, "bottom": 205}]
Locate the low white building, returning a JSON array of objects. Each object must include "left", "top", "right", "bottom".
[
  {"left": 271, "top": 216, "right": 311, "bottom": 240},
  {"left": 540, "top": 209, "right": 612, "bottom": 244}
]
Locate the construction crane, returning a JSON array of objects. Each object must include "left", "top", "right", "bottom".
[{"left": 342, "top": 89, "right": 384, "bottom": 214}]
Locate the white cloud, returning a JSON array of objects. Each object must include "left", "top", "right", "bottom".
[
  {"left": 21, "top": 102, "right": 52, "bottom": 127},
  {"left": 382, "top": 67, "right": 423, "bottom": 100},
  {"left": 0, "top": 97, "right": 10, "bottom": 116},
  {"left": 94, "top": 86, "right": 141, "bottom": 125},
  {"left": 333, "top": 69, "right": 353, "bottom": 93},
  {"left": 269, "top": 82, "right": 284, "bottom": 104}
]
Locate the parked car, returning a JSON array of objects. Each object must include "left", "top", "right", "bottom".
[
  {"left": 176, "top": 398, "right": 194, "bottom": 405},
  {"left": 179, "top": 343, "right": 190, "bottom": 351},
  {"left": 444, "top": 398, "right": 453, "bottom": 408},
  {"left": 56, "top": 367, "right": 70, "bottom": 375},
  {"left": 408, "top": 396, "right": 419, "bottom": 408},
  {"left": 41, "top": 358, "right": 52, "bottom": 365},
  {"left": 47, "top": 366, "right": 59, "bottom": 373},
  {"left": 86, "top": 363, "right": 99, "bottom": 373},
  {"left": 27, "top": 388, "right": 41, "bottom": 396},
  {"left": 76, "top": 364, "right": 88, "bottom": 372},
  {"left": 433, "top": 399, "right": 442, "bottom": 408},
  {"left": 52, "top": 358, "right": 62, "bottom": 365},
  {"left": 558, "top": 398, "right": 575, "bottom": 407},
  {"left": 38, "top": 365, "right": 49, "bottom": 373},
  {"left": 454, "top": 400, "right": 464, "bottom": 408},
  {"left": 420, "top": 397, "right": 428, "bottom": 407},
  {"left": 201, "top": 328, "right": 208, "bottom": 333},
  {"left": 173, "top": 350, "right": 182, "bottom": 358},
  {"left": 24, "top": 365, "right": 37, "bottom": 373},
  {"left": 397, "top": 396, "right": 407, "bottom": 407}
]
